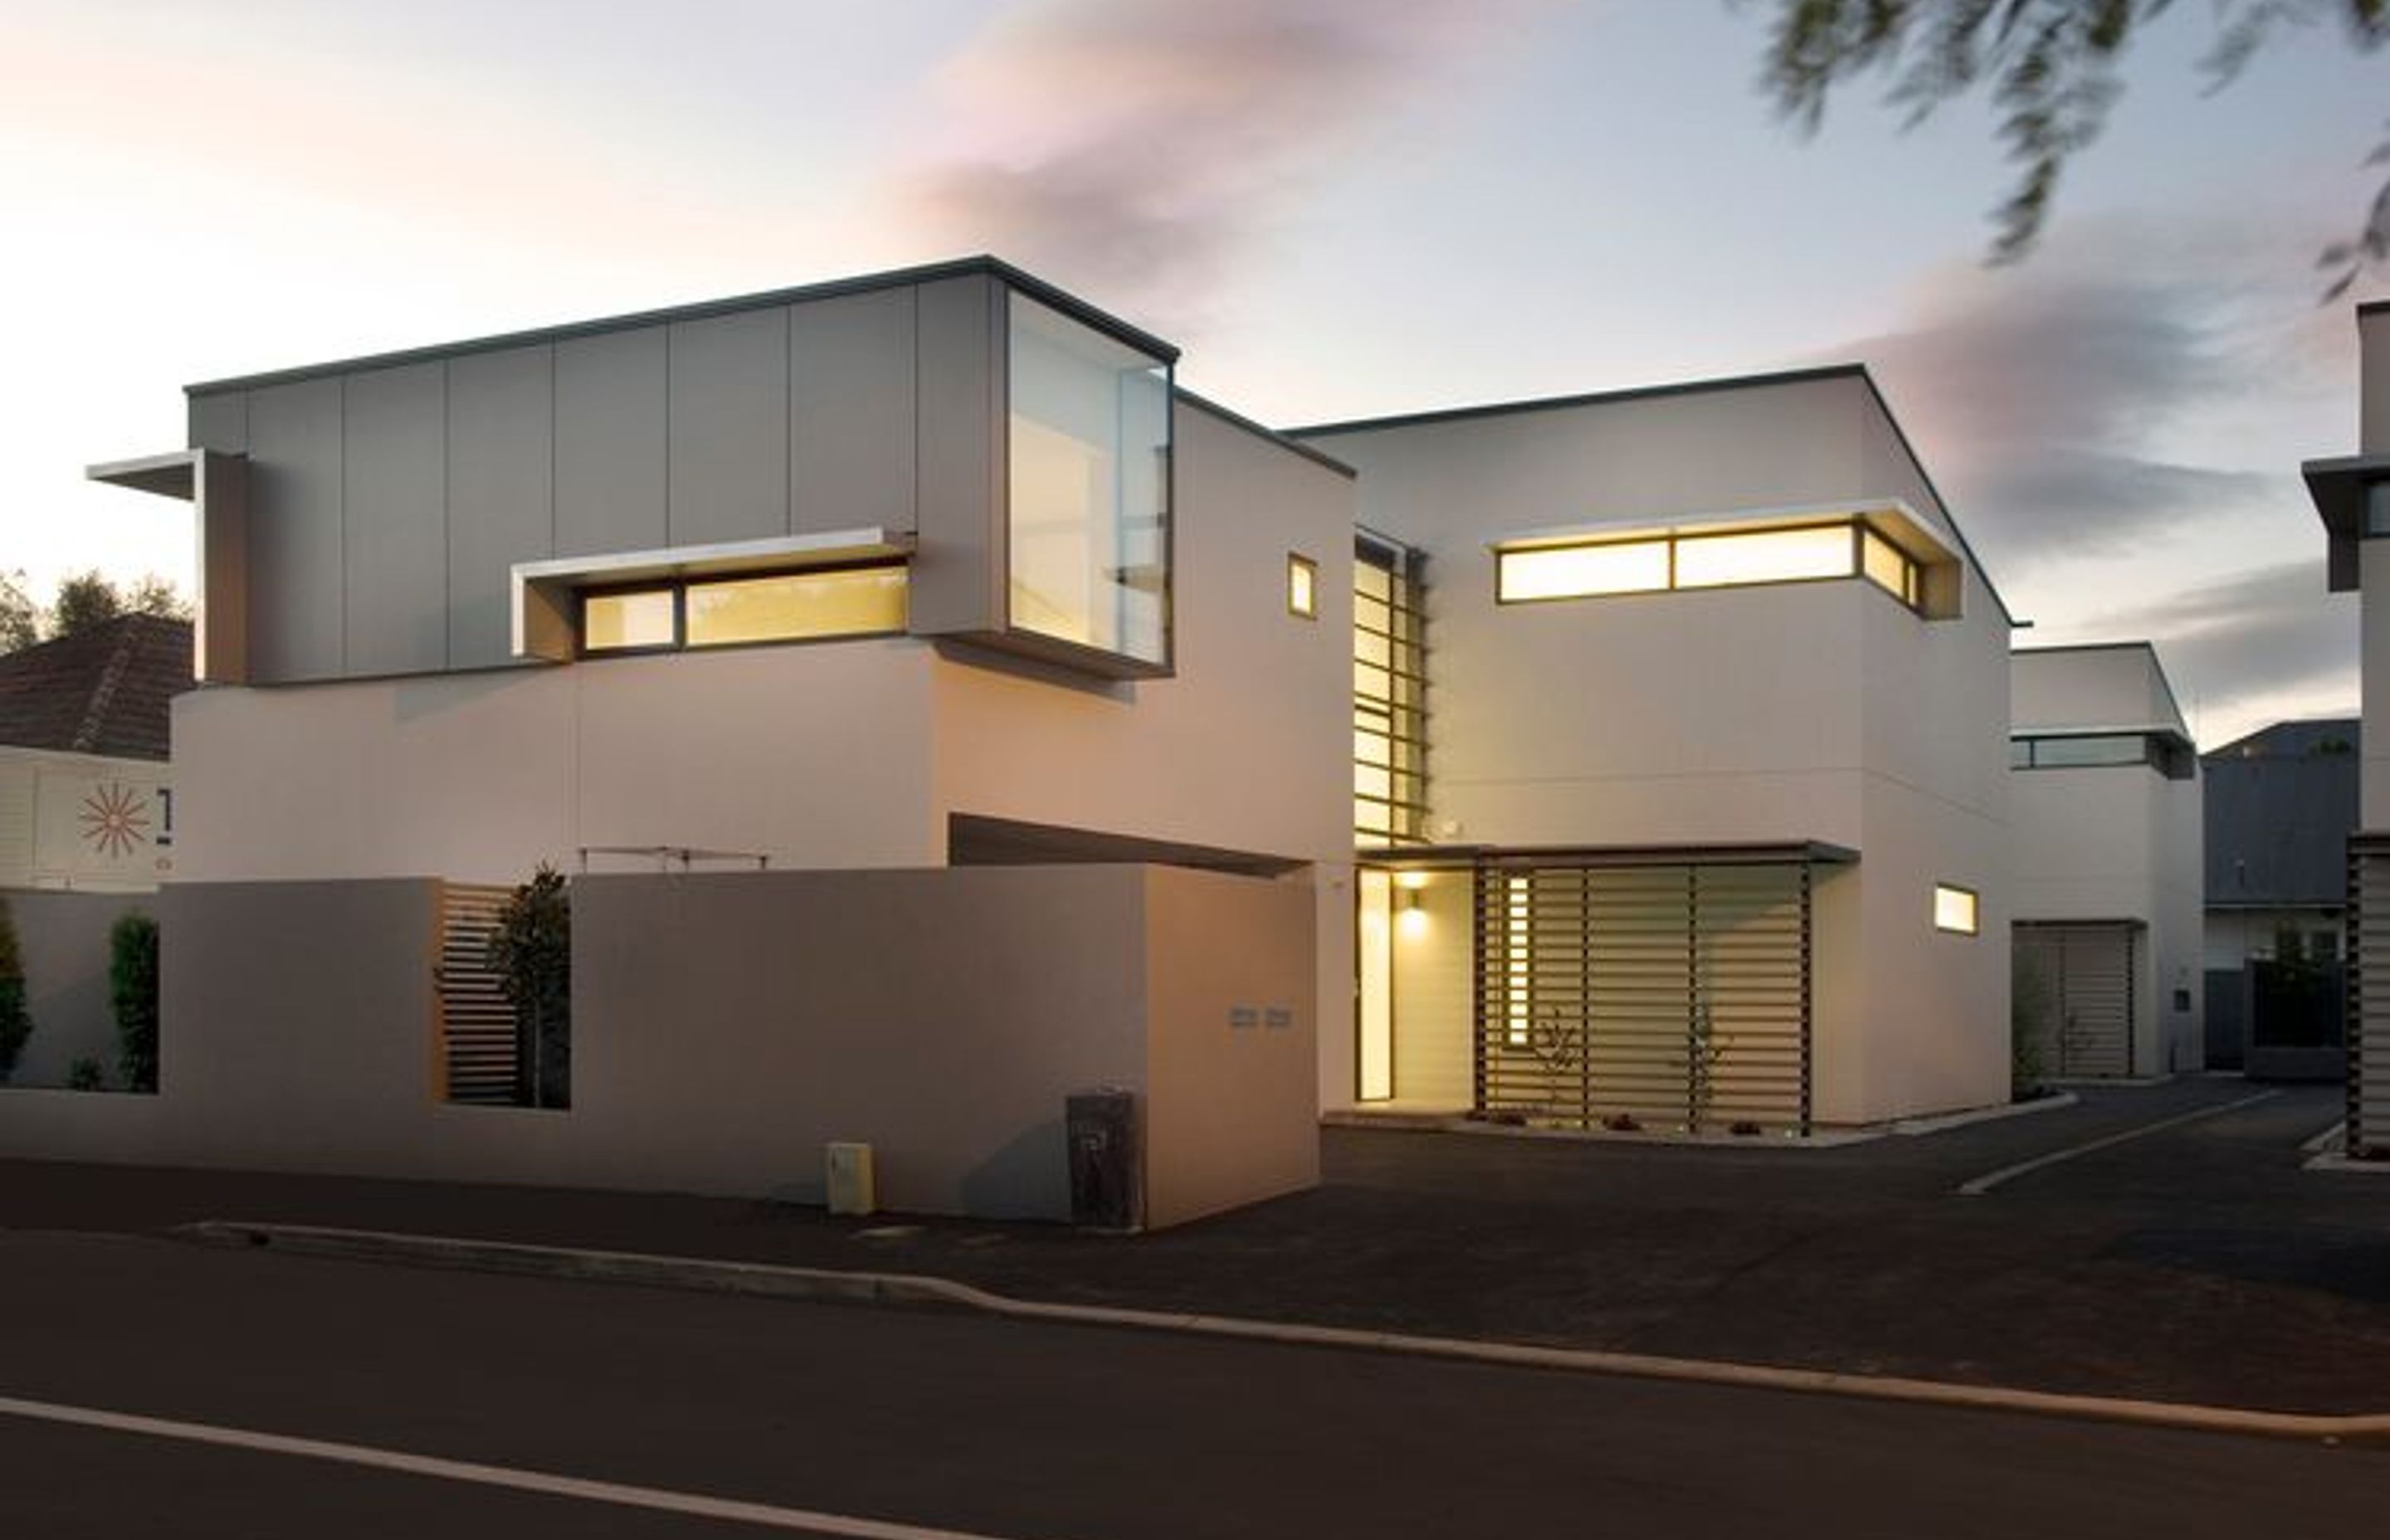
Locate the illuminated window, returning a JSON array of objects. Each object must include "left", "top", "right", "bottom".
[
  {"left": 581, "top": 565, "right": 906, "bottom": 655},
  {"left": 583, "top": 589, "right": 676, "bottom": 652},
  {"left": 1934, "top": 884, "right": 1979, "bottom": 936},
  {"left": 1288, "top": 553, "right": 1319, "bottom": 619},
  {"left": 1498, "top": 539, "right": 1669, "bottom": 602},
  {"left": 1505, "top": 875, "right": 1530, "bottom": 1047},
  {"left": 685, "top": 567, "right": 906, "bottom": 647},
  {"left": 1355, "top": 537, "right": 1427, "bottom": 846},
  {"left": 1861, "top": 528, "right": 1919, "bottom": 605},
  {"left": 1007, "top": 291, "right": 1172, "bottom": 668},
  {"left": 1674, "top": 525, "right": 1853, "bottom": 588},
  {"left": 1496, "top": 517, "right": 1940, "bottom": 612}
]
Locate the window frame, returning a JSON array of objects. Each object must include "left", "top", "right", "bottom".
[
  {"left": 1933, "top": 883, "right": 1980, "bottom": 936},
  {"left": 1495, "top": 517, "right": 1931, "bottom": 614},
  {"left": 1288, "top": 553, "right": 1319, "bottom": 620},
  {"left": 576, "top": 558, "right": 910, "bottom": 660}
]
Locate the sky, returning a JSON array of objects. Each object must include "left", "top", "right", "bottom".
[{"left": 2, "top": 0, "right": 2384, "bottom": 747}]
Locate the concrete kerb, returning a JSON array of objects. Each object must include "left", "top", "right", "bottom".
[
  {"left": 177, "top": 1221, "right": 2390, "bottom": 1448},
  {"left": 1326, "top": 1090, "right": 2081, "bottom": 1148}
]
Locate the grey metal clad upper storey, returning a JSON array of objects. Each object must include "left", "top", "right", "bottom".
[
  {"left": 185, "top": 261, "right": 1156, "bottom": 683},
  {"left": 244, "top": 378, "right": 345, "bottom": 681},
  {"left": 668, "top": 306, "right": 788, "bottom": 548},
  {"left": 446, "top": 346, "right": 554, "bottom": 670},
  {"left": 2202, "top": 719, "right": 2361, "bottom": 907}
]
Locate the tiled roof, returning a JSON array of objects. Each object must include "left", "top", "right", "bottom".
[{"left": 0, "top": 613, "right": 194, "bottom": 761}]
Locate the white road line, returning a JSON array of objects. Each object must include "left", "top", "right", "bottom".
[
  {"left": 0, "top": 1393, "right": 1032, "bottom": 1540},
  {"left": 1954, "top": 1090, "right": 2282, "bottom": 1196}
]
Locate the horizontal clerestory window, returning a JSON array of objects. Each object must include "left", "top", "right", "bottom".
[
  {"left": 1495, "top": 518, "right": 1929, "bottom": 612},
  {"left": 581, "top": 563, "right": 909, "bottom": 655},
  {"left": 2010, "top": 732, "right": 2197, "bottom": 780}
]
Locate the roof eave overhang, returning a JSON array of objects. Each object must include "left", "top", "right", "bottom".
[{"left": 2301, "top": 452, "right": 2390, "bottom": 592}]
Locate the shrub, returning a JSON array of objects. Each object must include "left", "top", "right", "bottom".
[
  {"left": 2012, "top": 949, "right": 2050, "bottom": 1099},
  {"left": 0, "top": 895, "right": 27, "bottom": 1084},
  {"left": 68, "top": 1056, "right": 104, "bottom": 1092},
  {"left": 486, "top": 864, "right": 570, "bottom": 1109},
  {"left": 110, "top": 910, "right": 159, "bottom": 1093}
]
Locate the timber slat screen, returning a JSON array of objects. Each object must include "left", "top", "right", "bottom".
[
  {"left": 1474, "top": 860, "right": 1812, "bottom": 1133},
  {"left": 2348, "top": 836, "right": 2390, "bottom": 1157},
  {"left": 437, "top": 883, "right": 519, "bottom": 1104}
]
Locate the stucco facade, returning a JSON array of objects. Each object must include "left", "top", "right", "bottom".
[
  {"left": 1299, "top": 371, "right": 2014, "bottom": 1128},
  {"left": 2009, "top": 645, "right": 2204, "bottom": 1077}
]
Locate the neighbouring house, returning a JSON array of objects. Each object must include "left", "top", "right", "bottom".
[
  {"left": 2301, "top": 297, "right": 2390, "bottom": 1157},
  {"left": 0, "top": 612, "right": 189, "bottom": 1087},
  {"left": 0, "top": 612, "right": 188, "bottom": 892},
  {"left": 1293, "top": 368, "right": 2016, "bottom": 1133},
  {"left": 2008, "top": 644, "right": 2203, "bottom": 1081},
  {"left": 25, "top": 258, "right": 1351, "bottom": 1226},
  {"left": 2202, "top": 719, "right": 2358, "bottom": 1079}
]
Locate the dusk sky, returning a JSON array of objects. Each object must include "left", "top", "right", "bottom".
[{"left": 5, "top": 0, "right": 2384, "bottom": 745}]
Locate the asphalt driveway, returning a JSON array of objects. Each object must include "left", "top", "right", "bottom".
[{"left": 2, "top": 1078, "right": 2383, "bottom": 1413}]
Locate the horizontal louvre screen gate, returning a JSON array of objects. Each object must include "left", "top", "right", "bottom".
[
  {"left": 1474, "top": 860, "right": 1811, "bottom": 1134},
  {"left": 2017, "top": 923, "right": 2135, "bottom": 1078},
  {"left": 2349, "top": 837, "right": 2390, "bottom": 1157},
  {"left": 437, "top": 882, "right": 519, "bottom": 1104}
]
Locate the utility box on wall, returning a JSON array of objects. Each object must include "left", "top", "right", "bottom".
[
  {"left": 826, "top": 1141, "right": 876, "bottom": 1216},
  {"left": 1066, "top": 1089, "right": 1141, "bottom": 1232}
]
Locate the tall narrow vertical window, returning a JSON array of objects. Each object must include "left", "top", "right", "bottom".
[
  {"left": 1288, "top": 553, "right": 1319, "bottom": 619},
  {"left": 1357, "top": 870, "right": 1394, "bottom": 1102},
  {"left": 1505, "top": 875, "right": 1531, "bottom": 1048},
  {"left": 1355, "top": 535, "right": 1427, "bottom": 847},
  {"left": 1007, "top": 292, "right": 1172, "bottom": 668}
]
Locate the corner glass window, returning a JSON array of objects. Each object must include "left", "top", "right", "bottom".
[
  {"left": 685, "top": 567, "right": 907, "bottom": 648},
  {"left": 583, "top": 588, "right": 676, "bottom": 652},
  {"left": 1007, "top": 292, "right": 1172, "bottom": 667},
  {"left": 1861, "top": 528, "right": 1918, "bottom": 604},
  {"left": 1495, "top": 516, "right": 1938, "bottom": 613}
]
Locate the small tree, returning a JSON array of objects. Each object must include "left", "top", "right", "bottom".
[
  {"left": 0, "top": 896, "right": 27, "bottom": 1084},
  {"left": 49, "top": 571, "right": 125, "bottom": 638},
  {"left": 0, "top": 570, "right": 38, "bottom": 653},
  {"left": 2012, "top": 949, "right": 2051, "bottom": 1099},
  {"left": 110, "top": 911, "right": 159, "bottom": 1094},
  {"left": 486, "top": 864, "right": 570, "bottom": 1109}
]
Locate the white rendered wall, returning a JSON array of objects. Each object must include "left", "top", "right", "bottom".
[
  {"left": 1304, "top": 373, "right": 2013, "bottom": 1123},
  {"left": 2363, "top": 310, "right": 2390, "bottom": 826},
  {"left": 932, "top": 400, "right": 1358, "bottom": 1109},
  {"left": 2012, "top": 647, "right": 2205, "bottom": 1073},
  {"left": 172, "top": 641, "right": 944, "bottom": 884},
  {"left": 2012, "top": 646, "right": 2183, "bottom": 733}
]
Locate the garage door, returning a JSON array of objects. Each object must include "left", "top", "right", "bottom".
[{"left": 2017, "top": 923, "right": 2137, "bottom": 1079}]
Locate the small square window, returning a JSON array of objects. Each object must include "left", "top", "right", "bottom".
[
  {"left": 1288, "top": 553, "right": 1319, "bottom": 619},
  {"left": 1934, "top": 884, "right": 1979, "bottom": 936}
]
